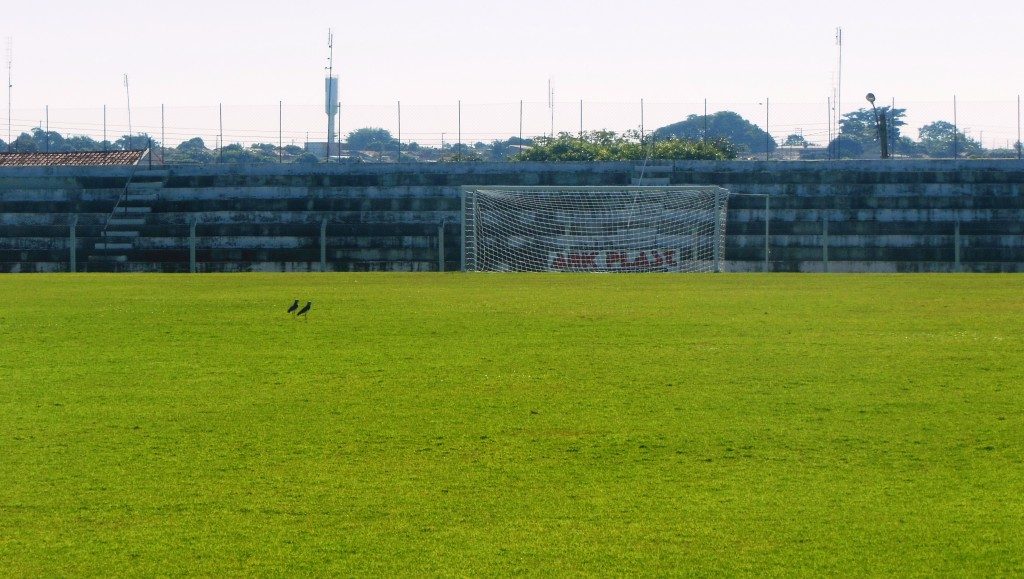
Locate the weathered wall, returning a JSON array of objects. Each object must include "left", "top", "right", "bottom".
[{"left": 1, "top": 159, "right": 1022, "bottom": 272}]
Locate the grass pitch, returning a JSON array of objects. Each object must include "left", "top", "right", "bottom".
[{"left": 1, "top": 273, "right": 1022, "bottom": 575}]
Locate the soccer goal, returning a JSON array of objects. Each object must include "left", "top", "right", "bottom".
[{"left": 461, "top": 186, "right": 730, "bottom": 272}]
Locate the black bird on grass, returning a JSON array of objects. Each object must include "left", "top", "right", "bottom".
[
  {"left": 287, "top": 299, "right": 299, "bottom": 314},
  {"left": 296, "top": 301, "right": 312, "bottom": 319}
]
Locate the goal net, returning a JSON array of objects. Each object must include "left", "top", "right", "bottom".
[{"left": 461, "top": 186, "right": 730, "bottom": 272}]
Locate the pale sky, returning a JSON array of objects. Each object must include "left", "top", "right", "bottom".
[{"left": 4, "top": 0, "right": 1023, "bottom": 147}]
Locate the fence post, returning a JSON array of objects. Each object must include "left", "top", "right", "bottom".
[
  {"left": 954, "top": 219, "right": 962, "bottom": 272},
  {"left": 218, "top": 103, "right": 224, "bottom": 163},
  {"left": 953, "top": 95, "right": 958, "bottom": 159},
  {"left": 579, "top": 99, "right": 583, "bottom": 141},
  {"left": 703, "top": 98, "right": 708, "bottom": 142},
  {"left": 320, "top": 218, "right": 328, "bottom": 272},
  {"left": 69, "top": 215, "right": 78, "bottom": 273},
  {"left": 189, "top": 218, "right": 197, "bottom": 273},
  {"left": 640, "top": 98, "right": 645, "bottom": 143},
  {"left": 519, "top": 100, "right": 523, "bottom": 147},
  {"left": 764, "top": 195, "right": 770, "bottom": 272},
  {"left": 822, "top": 216, "right": 830, "bottom": 272},
  {"left": 438, "top": 220, "right": 445, "bottom": 272}
]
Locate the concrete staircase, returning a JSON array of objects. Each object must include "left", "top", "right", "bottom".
[
  {"left": 630, "top": 164, "right": 672, "bottom": 186},
  {"left": 89, "top": 169, "right": 168, "bottom": 271}
]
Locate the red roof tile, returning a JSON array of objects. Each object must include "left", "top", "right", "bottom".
[{"left": 0, "top": 150, "right": 146, "bottom": 167}]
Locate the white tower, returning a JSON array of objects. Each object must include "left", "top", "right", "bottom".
[
  {"left": 325, "top": 30, "right": 339, "bottom": 156},
  {"left": 326, "top": 76, "right": 339, "bottom": 149}
]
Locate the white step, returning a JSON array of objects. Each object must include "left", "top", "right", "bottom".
[
  {"left": 126, "top": 193, "right": 158, "bottom": 202},
  {"left": 89, "top": 254, "right": 128, "bottom": 262},
  {"left": 114, "top": 206, "right": 152, "bottom": 214},
  {"left": 630, "top": 177, "right": 671, "bottom": 186},
  {"left": 94, "top": 243, "right": 133, "bottom": 250},
  {"left": 108, "top": 218, "right": 146, "bottom": 226},
  {"left": 634, "top": 165, "right": 672, "bottom": 172},
  {"left": 135, "top": 169, "right": 170, "bottom": 178},
  {"left": 127, "top": 181, "right": 164, "bottom": 190},
  {"left": 102, "top": 230, "right": 139, "bottom": 238}
]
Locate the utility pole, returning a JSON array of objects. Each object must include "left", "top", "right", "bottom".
[
  {"left": 124, "top": 74, "right": 132, "bottom": 148},
  {"left": 765, "top": 98, "right": 770, "bottom": 161},
  {"left": 703, "top": 98, "right": 708, "bottom": 142},
  {"left": 5, "top": 38, "right": 11, "bottom": 151},
  {"left": 548, "top": 78, "right": 554, "bottom": 137},
  {"left": 835, "top": 27, "right": 843, "bottom": 159}
]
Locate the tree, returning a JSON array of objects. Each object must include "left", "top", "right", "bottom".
[
  {"left": 783, "top": 134, "right": 809, "bottom": 147},
  {"left": 654, "top": 111, "right": 775, "bottom": 154},
  {"left": 346, "top": 128, "right": 397, "bottom": 151},
  {"left": 115, "top": 133, "right": 158, "bottom": 151},
  {"left": 172, "top": 137, "right": 213, "bottom": 164},
  {"left": 828, "top": 107, "right": 908, "bottom": 158},
  {"left": 982, "top": 145, "right": 1020, "bottom": 159},
  {"left": 10, "top": 132, "right": 37, "bottom": 153},
  {"left": 512, "top": 131, "right": 735, "bottom": 162},
  {"left": 250, "top": 143, "right": 278, "bottom": 154},
  {"left": 218, "top": 143, "right": 265, "bottom": 163},
  {"left": 64, "top": 135, "right": 104, "bottom": 151},
  {"left": 29, "top": 128, "right": 67, "bottom": 152},
  {"left": 294, "top": 152, "right": 320, "bottom": 164},
  {"left": 488, "top": 137, "right": 534, "bottom": 160},
  {"left": 918, "top": 121, "right": 982, "bottom": 158}
]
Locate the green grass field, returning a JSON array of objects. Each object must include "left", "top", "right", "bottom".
[{"left": 1, "top": 273, "right": 1023, "bottom": 575}]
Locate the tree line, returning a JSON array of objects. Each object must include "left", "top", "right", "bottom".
[{"left": 2, "top": 107, "right": 1019, "bottom": 162}]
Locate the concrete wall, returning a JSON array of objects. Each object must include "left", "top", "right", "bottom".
[{"left": 1, "top": 159, "right": 1022, "bottom": 273}]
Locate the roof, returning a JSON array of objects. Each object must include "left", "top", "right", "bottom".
[{"left": 0, "top": 150, "right": 146, "bottom": 167}]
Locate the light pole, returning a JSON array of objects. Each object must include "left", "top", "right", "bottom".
[{"left": 866, "top": 93, "right": 889, "bottom": 159}]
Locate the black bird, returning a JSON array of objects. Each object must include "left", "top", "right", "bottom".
[
  {"left": 296, "top": 301, "right": 312, "bottom": 319},
  {"left": 287, "top": 299, "right": 299, "bottom": 314}
]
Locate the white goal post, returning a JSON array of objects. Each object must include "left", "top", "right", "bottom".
[{"left": 461, "top": 185, "right": 730, "bottom": 273}]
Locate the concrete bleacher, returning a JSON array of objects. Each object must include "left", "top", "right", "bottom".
[
  {"left": 1, "top": 160, "right": 1022, "bottom": 273},
  {"left": 0, "top": 170, "right": 127, "bottom": 272}
]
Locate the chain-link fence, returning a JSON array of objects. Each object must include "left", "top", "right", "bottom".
[{"left": 3, "top": 97, "right": 1022, "bottom": 162}]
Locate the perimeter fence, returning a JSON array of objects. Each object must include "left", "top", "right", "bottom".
[{"left": 3, "top": 97, "right": 1022, "bottom": 161}]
